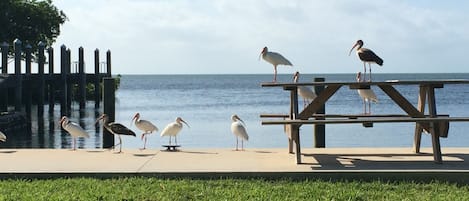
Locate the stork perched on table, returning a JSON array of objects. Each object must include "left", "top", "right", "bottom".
[
  {"left": 96, "top": 114, "right": 136, "bottom": 153},
  {"left": 230, "top": 114, "right": 249, "bottom": 151},
  {"left": 293, "top": 71, "right": 317, "bottom": 108},
  {"left": 132, "top": 113, "right": 158, "bottom": 149},
  {"left": 356, "top": 72, "right": 378, "bottom": 114},
  {"left": 59, "top": 116, "right": 90, "bottom": 150},
  {"left": 259, "top": 46, "right": 293, "bottom": 82},
  {"left": 0, "top": 131, "right": 6, "bottom": 143},
  {"left": 349, "top": 40, "right": 383, "bottom": 82}
]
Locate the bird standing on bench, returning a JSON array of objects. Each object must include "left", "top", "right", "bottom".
[
  {"left": 356, "top": 72, "right": 378, "bottom": 114},
  {"left": 231, "top": 114, "right": 249, "bottom": 151},
  {"left": 349, "top": 40, "right": 383, "bottom": 82},
  {"left": 96, "top": 114, "right": 136, "bottom": 153},
  {"left": 293, "top": 71, "right": 317, "bottom": 108}
]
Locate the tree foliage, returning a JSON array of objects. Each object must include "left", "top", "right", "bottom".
[{"left": 0, "top": 0, "right": 67, "bottom": 54}]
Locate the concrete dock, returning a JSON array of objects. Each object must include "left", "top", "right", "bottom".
[{"left": 1, "top": 147, "right": 469, "bottom": 182}]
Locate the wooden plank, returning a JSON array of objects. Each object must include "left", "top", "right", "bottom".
[
  {"left": 261, "top": 80, "right": 469, "bottom": 88},
  {"left": 299, "top": 84, "right": 341, "bottom": 119},
  {"left": 413, "top": 86, "right": 427, "bottom": 153},
  {"left": 262, "top": 117, "right": 469, "bottom": 125},
  {"left": 427, "top": 87, "right": 442, "bottom": 164},
  {"left": 289, "top": 88, "right": 301, "bottom": 163}
]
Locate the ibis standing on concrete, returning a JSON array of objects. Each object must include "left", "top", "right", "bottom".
[
  {"left": 259, "top": 46, "right": 293, "bottom": 82},
  {"left": 349, "top": 40, "right": 383, "bottom": 81},
  {"left": 59, "top": 116, "right": 90, "bottom": 150},
  {"left": 132, "top": 113, "right": 159, "bottom": 149},
  {"left": 356, "top": 72, "right": 378, "bottom": 114},
  {"left": 293, "top": 71, "right": 317, "bottom": 108},
  {"left": 96, "top": 114, "right": 136, "bottom": 153},
  {"left": 230, "top": 114, "right": 249, "bottom": 151},
  {"left": 0, "top": 131, "right": 6, "bottom": 143},
  {"left": 160, "top": 117, "right": 189, "bottom": 145}
]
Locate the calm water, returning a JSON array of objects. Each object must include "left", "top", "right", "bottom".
[{"left": 3, "top": 73, "right": 469, "bottom": 149}]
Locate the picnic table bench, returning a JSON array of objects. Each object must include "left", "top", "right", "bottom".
[{"left": 260, "top": 79, "right": 469, "bottom": 164}]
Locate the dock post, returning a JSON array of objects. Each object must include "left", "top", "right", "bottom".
[
  {"left": 106, "top": 50, "right": 112, "bottom": 77},
  {"left": 78, "top": 47, "right": 86, "bottom": 110},
  {"left": 103, "top": 78, "right": 115, "bottom": 148},
  {"left": 0, "top": 42, "right": 8, "bottom": 112},
  {"left": 14, "top": 39, "right": 23, "bottom": 112},
  {"left": 24, "top": 44, "right": 32, "bottom": 116},
  {"left": 314, "top": 77, "right": 326, "bottom": 148},
  {"left": 94, "top": 49, "right": 100, "bottom": 109},
  {"left": 37, "top": 42, "right": 46, "bottom": 117},
  {"left": 48, "top": 47, "right": 55, "bottom": 113},
  {"left": 66, "top": 49, "right": 72, "bottom": 112},
  {"left": 60, "top": 45, "right": 68, "bottom": 115}
]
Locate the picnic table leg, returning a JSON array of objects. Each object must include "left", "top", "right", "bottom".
[
  {"left": 427, "top": 87, "right": 442, "bottom": 164},
  {"left": 413, "top": 86, "right": 427, "bottom": 153},
  {"left": 290, "top": 88, "right": 302, "bottom": 164}
]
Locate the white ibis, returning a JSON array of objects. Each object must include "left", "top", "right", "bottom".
[
  {"left": 259, "top": 46, "right": 293, "bottom": 82},
  {"left": 96, "top": 114, "right": 136, "bottom": 153},
  {"left": 356, "top": 72, "right": 378, "bottom": 114},
  {"left": 132, "top": 112, "right": 159, "bottom": 149},
  {"left": 0, "top": 131, "right": 6, "bottom": 142},
  {"left": 349, "top": 40, "right": 383, "bottom": 82},
  {"left": 59, "top": 116, "right": 90, "bottom": 150},
  {"left": 230, "top": 114, "right": 249, "bottom": 151},
  {"left": 160, "top": 117, "right": 189, "bottom": 145},
  {"left": 293, "top": 71, "right": 317, "bottom": 108}
]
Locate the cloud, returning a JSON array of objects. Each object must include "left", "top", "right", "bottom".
[{"left": 52, "top": 0, "right": 469, "bottom": 74}]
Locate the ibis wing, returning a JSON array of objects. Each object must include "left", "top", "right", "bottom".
[
  {"left": 231, "top": 122, "right": 249, "bottom": 141},
  {"left": 109, "top": 123, "right": 136, "bottom": 136},
  {"left": 66, "top": 122, "right": 90, "bottom": 138},
  {"left": 358, "top": 48, "right": 383, "bottom": 66}
]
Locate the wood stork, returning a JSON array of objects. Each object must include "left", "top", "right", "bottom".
[
  {"left": 349, "top": 40, "right": 383, "bottom": 82},
  {"left": 356, "top": 72, "right": 378, "bottom": 114},
  {"left": 160, "top": 117, "right": 189, "bottom": 145},
  {"left": 96, "top": 114, "right": 136, "bottom": 153},
  {"left": 259, "top": 46, "right": 293, "bottom": 82},
  {"left": 231, "top": 114, "right": 249, "bottom": 151},
  {"left": 293, "top": 71, "right": 317, "bottom": 108},
  {"left": 59, "top": 116, "right": 90, "bottom": 150},
  {"left": 0, "top": 131, "right": 6, "bottom": 142},
  {"left": 132, "top": 112, "right": 159, "bottom": 149}
]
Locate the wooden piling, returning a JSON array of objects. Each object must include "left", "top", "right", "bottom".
[
  {"left": 60, "top": 45, "right": 68, "bottom": 115},
  {"left": 94, "top": 49, "right": 100, "bottom": 109},
  {"left": 314, "top": 77, "right": 326, "bottom": 148},
  {"left": 106, "top": 50, "right": 112, "bottom": 77},
  {"left": 48, "top": 47, "right": 55, "bottom": 113},
  {"left": 78, "top": 47, "right": 86, "bottom": 110},
  {"left": 14, "top": 39, "right": 22, "bottom": 112},
  {"left": 37, "top": 42, "right": 46, "bottom": 117},
  {"left": 103, "top": 78, "right": 115, "bottom": 148},
  {"left": 0, "top": 42, "right": 8, "bottom": 111},
  {"left": 24, "top": 44, "right": 32, "bottom": 116},
  {"left": 66, "top": 49, "right": 72, "bottom": 111}
]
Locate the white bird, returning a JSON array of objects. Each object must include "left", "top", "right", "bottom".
[
  {"left": 160, "top": 117, "right": 189, "bottom": 145},
  {"left": 231, "top": 114, "right": 249, "bottom": 151},
  {"left": 0, "top": 131, "right": 6, "bottom": 142},
  {"left": 96, "top": 114, "right": 136, "bottom": 153},
  {"left": 349, "top": 40, "right": 383, "bottom": 82},
  {"left": 293, "top": 71, "right": 317, "bottom": 108},
  {"left": 59, "top": 116, "right": 90, "bottom": 150},
  {"left": 356, "top": 72, "right": 378, "bottom": 114},
  {"left": 132, "top": 112, "right": 159, "bottom": 150},
  {"left": 259, "top": 46, "right": 293, "bottom": 82}
]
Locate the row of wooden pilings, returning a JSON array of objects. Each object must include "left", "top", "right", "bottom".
[
  {"left": 0, "top": 39, "right": 111, "bottom": 116},
  {"left": 1, "top": 39, "right": 116, "bottom": 147}
]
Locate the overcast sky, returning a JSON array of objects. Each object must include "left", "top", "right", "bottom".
[{"left": 52, "top": 0, "right": 469, "bottom": 75}]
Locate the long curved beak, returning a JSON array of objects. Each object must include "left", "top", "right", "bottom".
[
  {"left": 349, "top": 42, "right": 358, "bottom": 56},
  {"left": 95, "top": 117, "right": 103, "bottom": 125},
  {"left": 236, "top": 116, "right": 246, "bottom": 126},
  {"left": 258, "top": 52, "right": 262, "bottom": 61},
  {"left": 181, "top": 119, "right": 190, "bottom": 128}
]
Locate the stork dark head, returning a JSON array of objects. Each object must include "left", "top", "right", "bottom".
[{"left": 349, "top": 40, "right": 364, "bottom": 56}]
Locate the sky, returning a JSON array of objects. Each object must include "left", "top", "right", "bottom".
[{"left": 52, "top": 0, "right": 469, "bottom": 75}]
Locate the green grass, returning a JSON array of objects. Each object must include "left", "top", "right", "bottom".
[{"left": 0, "top": 178, "right": 468, "bottom": 200}]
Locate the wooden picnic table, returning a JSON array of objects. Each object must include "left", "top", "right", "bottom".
[{"left": 260, "top": 79, "right": 469, "bottom": 164}]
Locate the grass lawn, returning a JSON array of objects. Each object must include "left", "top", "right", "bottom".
[{"left": 0, "top": 177, "right": 468, "bottom": 200}]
